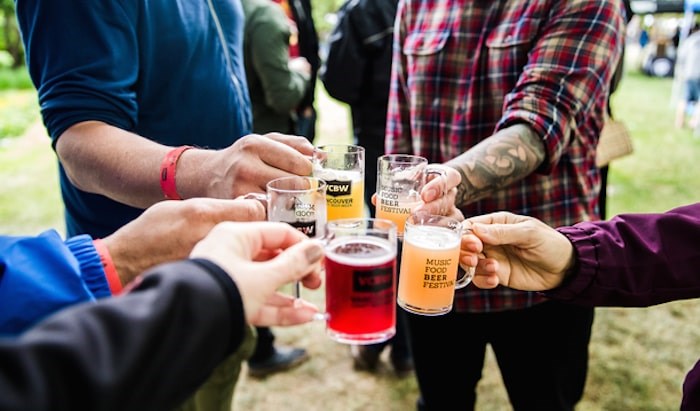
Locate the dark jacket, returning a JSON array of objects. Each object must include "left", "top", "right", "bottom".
[
  {"left": 321, "top": 0, "right": 399, "bottom": 212},
  {"left": 289, "top": 0, "right": 320, "bottom": 111},
  {"left": 321, "top": 0, "right": 398, "bottom": 144},
  {"left": 0, "top": 259, "right": 246, "bottom": 411}
]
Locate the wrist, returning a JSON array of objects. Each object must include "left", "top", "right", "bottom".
[
  {"left": 160, "top": 146, "right": 194, "bottom": 200},
  {"left": 93, "top": 238, "right": 123, "bottom": 295}
]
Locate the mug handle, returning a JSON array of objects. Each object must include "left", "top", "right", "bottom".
[
  {"left": 455, "top": 225, "right": 476, "bottom": 289},
  {"left": 455, "top": 266, "right": 475, "bottom": 289},
  {"left": 424, "top": 165, "right": 447, "bottom": 186}
]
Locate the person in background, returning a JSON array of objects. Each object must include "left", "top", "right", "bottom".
[
  {"left": 599, "top": 0, "right": 633, "bottom": 219},
  {"left": 458, "top": 202, "right": 700, "bottom": 411},
  {"left": 674, "top": 24, "right": 700, "bottom": 131},
  {"left": 0, "top": 219, "right": 324, "bottom": 411},
  {"left": 321, "top": 0, "right": 414, "bottom": 377},
  {"left": 15, "top": 1, "right": 314, "bottom": 409},
  {"left": 275, "top": 0, "right": 320, "bottom": 143},
  {"left": 240, "top": 0, "right": 313, "bottom": 378},
  {"left": 386, "top": 0, "right": 625, "bottom": 409}
]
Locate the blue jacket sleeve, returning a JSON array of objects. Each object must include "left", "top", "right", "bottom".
[{"left": 0, "top": 230, "right": 110, "bottom": 336}]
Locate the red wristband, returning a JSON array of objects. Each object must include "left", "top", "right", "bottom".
[
  {"left": 160, "top": 146, "right": 193, "bottom": 200},
  {"left": 93, "top": 239, "right": 123, "bottom": 295}
]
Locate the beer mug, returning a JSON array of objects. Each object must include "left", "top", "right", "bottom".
[
  {"left": 312, "top": 144, "right": 365, "bottom": 221},
  {"left": 375, "top": 154, "right": 446, "bottom": 236},
  {"left": 397, "top": 212, "right": 474, "bottom": 316},
  {"left": 266, "top": 176, "right": 327, "bottom": 238},
  {"left": 266, "top": 176, "right": 327, "bottom": 297},
  {"left": 320, "top": 218, "right": 397, "bottom": 344}
]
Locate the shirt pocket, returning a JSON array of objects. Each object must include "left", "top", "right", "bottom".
[
  {"left": 485, "top": 17, "right": 541, "bottom": 49},
  {"left": 403, "top": 30, "right": 450, "bottom": 56},
  {"left": 485, "top": 17, "right": 541, "bottom": 78}
]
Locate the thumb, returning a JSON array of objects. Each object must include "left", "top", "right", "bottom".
[
  {"left": 262, "top": 239, "right": 324, "bottom": 286},
  {"left": 471, "top": 222, "right": 530, "bottom": 247}
]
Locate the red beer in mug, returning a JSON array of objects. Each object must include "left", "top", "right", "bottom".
[{"left": 322, "top": 218, "right": 397, "bottom": 344}]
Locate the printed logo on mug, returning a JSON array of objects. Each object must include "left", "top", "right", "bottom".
[
  {"left": 397, "top": 212, "right": 474, "bottom": 316},
  {"left": 375, "top": 154, "right": 446, "bottom": 236},
  {"left": 319, "top": 218, "right": 397, "bottom": 345},
  {"left": 312, "top": 144, "right": 365, "bottom": 221}
]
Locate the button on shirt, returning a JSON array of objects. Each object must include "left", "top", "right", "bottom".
[{"left": 386, "top": 0, "right": 625, "bottom": 312}]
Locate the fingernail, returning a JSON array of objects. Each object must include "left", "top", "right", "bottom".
[{"left": 304, "top": 243, "right": 324, "bottom": 263}]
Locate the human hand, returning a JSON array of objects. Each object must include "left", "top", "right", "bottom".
[
  {"left": 103, "top": 198, "right": 266, "bottom": 286},
  {"left": 459, "top": 212, "right": 575, "bottom": 291},
  {"left": 289, "top": 57, "right": 311, "bottom": 78},
  {"left": 188, "top": 133, "right": 313, "bottom": 199},
  {"left": 414, "top": 165, "right": 464, "bottom": 220},
  {"left": 190, "top": 221, "right": 324, "bottom": 326}
]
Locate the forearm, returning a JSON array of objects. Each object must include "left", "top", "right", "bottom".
[
  {"left": 446, "top": 124, "right": 546, "bottom": 207},
  {"left": 56, "top": 121, "right": 171, "bottom": 209},
  {"left": 263, "top": 70, "right": 309, "bottom": 114}
]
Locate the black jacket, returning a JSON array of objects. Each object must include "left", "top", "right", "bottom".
[
  {"left": 289, "top": 0, "right": 320, "bottom": 110},
  {"left": 0, "top": 259, "right": 245, "bottom": 411},
  {"left": 321, "top": 0, "right": 399, "bottom": 212},
  {"left": 321, "top": 0, "right": 398, "bottom": 146}
]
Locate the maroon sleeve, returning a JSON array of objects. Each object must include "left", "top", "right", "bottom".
[{"left": 547, "top": 202, "right": 700, "bottom": 307}]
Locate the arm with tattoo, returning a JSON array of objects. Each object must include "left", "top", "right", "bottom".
[{"left": 445, "top": 124, "right": 546, "bottom": 207}]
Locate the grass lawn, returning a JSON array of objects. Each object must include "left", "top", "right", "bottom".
[{"left": 0, "top": 62, "right": 698, "bottom": 410}]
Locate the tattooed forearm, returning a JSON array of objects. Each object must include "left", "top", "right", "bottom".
[{"left": 446, "top": 124, "right": 546, "bottom": 207}]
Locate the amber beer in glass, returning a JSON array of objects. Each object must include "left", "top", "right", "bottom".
[
  {"left": 398, "top": 212, "right": 473, "bottom": 316},
  {"left": 375, "top": 154, "right": 446, "bottom": 236},
  {"left": 323, "top": 218, "right": 397, "bottom": 344},
  {"left": 312, "top": 144, "right": 365, "bottom": 221}
]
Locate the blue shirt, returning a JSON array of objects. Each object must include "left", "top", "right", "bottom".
[
  {"left": 16, "top": 0, "right": 253, "bottom": 237},
  {"left": 0, "top": 231, "right": 109, "bottom": 335}
]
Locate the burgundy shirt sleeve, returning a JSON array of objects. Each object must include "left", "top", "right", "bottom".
[{"left": 546, "top": 202, "right": 700, "bottom": 307}]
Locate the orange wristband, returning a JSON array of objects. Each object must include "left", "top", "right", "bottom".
[
  {"left": 160, "top": 146, "right": 193, "bottom": 200},
  {"left": 93, "top": 238, "right": 123, "bottom": 295}
]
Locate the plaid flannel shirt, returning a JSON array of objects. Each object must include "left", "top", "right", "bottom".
[{"left": 386, "top": 0, "right": 625, "bottom": 313}]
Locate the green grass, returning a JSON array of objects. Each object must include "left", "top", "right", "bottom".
[
  {"left": 0, "top": 88, "right": 59, "bottom": 235},
  {"left": 607, "top": 69, "right": 700, "bottom": 216},
  {"left": 0, "top": 88, "right": 39, "bottom": 139}
]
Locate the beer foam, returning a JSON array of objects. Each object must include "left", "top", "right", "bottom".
[
  {"left": 313, "top": 168, "right": 362, "bottom": 182},
  {"left": 326, "top": 237, "right": 396, "bottom": 266},
  {"left": 404, "top": 225, "right": 460, "bottom": 250}
]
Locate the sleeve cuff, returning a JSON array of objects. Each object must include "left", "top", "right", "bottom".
[
  {"left": 65, "top": 235, "right": 112, "bottom": 299},
  {"left": 545, "top": 225, "right": 599, "bottom": 301}
]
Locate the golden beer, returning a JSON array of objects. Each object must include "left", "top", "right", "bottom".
[
  {"left": 398, "top": 223, "right": 462, "bottom": 316},
  {"left": 312, "top": 144, "right": 366, "bottom": 221},
  {"left": 325, "top": 178, "right": 364, "bottom": 221}
]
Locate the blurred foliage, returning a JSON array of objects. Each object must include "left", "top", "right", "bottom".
[
  {"left": 311, "top": 0, "right": 345, "bottom": 38},
  {"left": 0, "top": 88, "right": 38, "bottom": 139},
  {"left": 0, "top": 0, "right": 23, "bottom": 68},
  {"left": 0, "top": 66, "right": 32, "bottom": 89}
]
